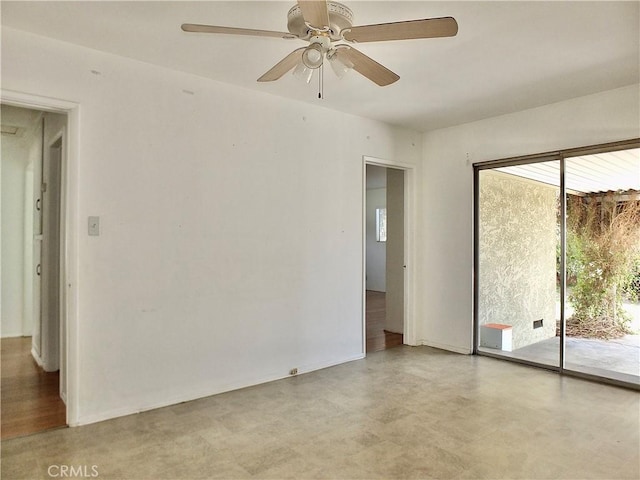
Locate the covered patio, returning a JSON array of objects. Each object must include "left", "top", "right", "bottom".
[
  {"left": 478, "top": 147, "right": 640, "bottom": 386},
  {"left": 498, "top": 334, "right": 640, "bottom": 385}
]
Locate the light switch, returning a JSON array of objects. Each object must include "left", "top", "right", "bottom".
[{"left": 88, "top": 216, "right": 100, "bottom": 236}]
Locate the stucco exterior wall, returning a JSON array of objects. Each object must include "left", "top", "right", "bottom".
[{"left": 479, "top": 170, "right": 558, "bottom": 350}]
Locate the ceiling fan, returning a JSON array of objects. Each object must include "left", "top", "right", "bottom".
[{"left": 181, "top": 1, "right": 458, "bottom": 87}]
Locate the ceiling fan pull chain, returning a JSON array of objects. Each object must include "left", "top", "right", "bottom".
[{"left": 318, "top": 63, "right": 323, "bottom": 99}]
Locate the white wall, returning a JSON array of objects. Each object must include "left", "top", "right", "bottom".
[
  {"left": 418, "top": 84, "right": 640, "bottom": 354},
  {"left": 1, "top": 137, "right": 28, "bottom": 337},
  {"left": 1, "top": 27, "right": 422, "bottom": 425}
]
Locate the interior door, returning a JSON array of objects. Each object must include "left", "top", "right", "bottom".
[
  {"left": 31, "top": 119, "right": 44, "bottom": 360},
  {"left": 40, "top": 137, "right": 62, "bottom": 372},
  {"left": 385, "top": 168, "right": 404, "bottom": 335}
]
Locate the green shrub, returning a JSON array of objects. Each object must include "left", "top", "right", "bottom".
[{"left": 565, "top": 192, "right": 640, "bottom": 339}]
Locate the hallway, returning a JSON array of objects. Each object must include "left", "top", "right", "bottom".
[
  {"left": 1, "top": 337, "right": 66, "bottom": 439},
  {"left": 366, "top": 290, "right": 403, "bottom": 353}
]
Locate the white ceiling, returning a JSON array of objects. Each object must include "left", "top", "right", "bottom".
[
  {"left": 1, "top": 1, "right": 639, "bottom": 132},
  {"left": 1, "top": 104, "right": 42, "bottom": 140}
]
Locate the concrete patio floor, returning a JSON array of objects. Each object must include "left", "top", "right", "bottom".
[{"left": 481, "top": 334, "right": 640, "bottom": 385}]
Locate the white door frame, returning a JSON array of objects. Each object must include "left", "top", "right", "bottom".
[
  {"left": 363, "top": 156, "right": 417, "bottom": 352},
  {"left": 1, "top": 89, "right": 80, "bottom": 426}
]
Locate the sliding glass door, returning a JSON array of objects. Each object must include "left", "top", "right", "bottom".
[{"left": 475, "top": 142, "right": 639, "bottom": 388}]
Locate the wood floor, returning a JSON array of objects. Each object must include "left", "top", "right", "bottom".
[
  {"left": 1, "top": 337, "right": 66, "bottom": 440},
  {"left": 366, "top": 290, "right": 403, "bottom": 353}
]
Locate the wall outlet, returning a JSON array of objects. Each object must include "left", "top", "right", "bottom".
[
  {"left": 533, "top": 319, "right": 543, "bottom": 329},
  {"left": 289, "top": 368, "right": 298, "bottom": 375}
]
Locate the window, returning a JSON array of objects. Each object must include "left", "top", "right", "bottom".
[{"left": 376, "top": 208, "right": 387, "bottom": 242}]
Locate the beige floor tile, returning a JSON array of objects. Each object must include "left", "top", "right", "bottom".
[{"left": 2, "top": 346, "right": 639, "bottom": 480}]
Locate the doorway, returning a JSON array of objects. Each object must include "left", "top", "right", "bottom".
[
  {"left": 1, "top": 104, "right": 68, "bottom": 438},
  {"left": 365, "top": 163, "right": 406, "bottom": 353}
]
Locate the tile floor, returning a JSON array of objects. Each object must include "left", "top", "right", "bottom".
[{"left": 2, "top": 346, "right": 639, "bottom": 479}]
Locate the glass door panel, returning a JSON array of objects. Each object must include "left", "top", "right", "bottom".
[
  {"left": 477, "top": 162, "right": 561, "bottom": 367},
  {"left": 564, "top": 149, "right": 640, "bottom": 385}
]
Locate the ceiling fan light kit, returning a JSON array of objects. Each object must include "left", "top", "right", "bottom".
[
  {"left": 181, "top": 1, "right": 458, "bottom": 91},
  {"left": 292, "top": 61, "right": 315, "bottom": 84},
  {"left": 302, "top": 40, "right": 326, "bottom": 69},
  {"left": 327, "top": 47, "right": 353, "bottom": 79}
]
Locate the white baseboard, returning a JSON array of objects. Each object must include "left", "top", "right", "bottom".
[
  {"left": 418, "top": 339, "right": 472, "bottom": 355},
  {"left": 31, "top": 346, "right": 44, "bottom": 367},
  {"left": 72, "top": 353, "right": 366, "bottom": 427}
]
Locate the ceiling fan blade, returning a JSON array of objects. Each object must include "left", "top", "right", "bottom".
[
  {"left": 297, "top": 0, "right": 330, "bottom": 29},
  {"left": 343, "top": 17, "right": 458, "bottom": 43},
  {"left": 335, "top": 47, "right": 399, "bottom": 86},
  {"left": 257, "top": 48, "right": 306, "bottom": 82},
  {"left": 181, "top": 24, "right": 296, "bottom": 39}
]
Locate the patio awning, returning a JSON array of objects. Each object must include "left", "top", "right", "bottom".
[{"left": 496, "top": 148, "right": 640, "bottom": 194}]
